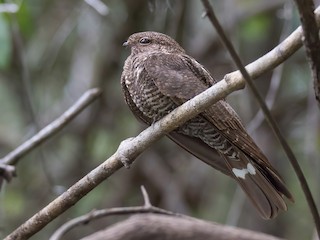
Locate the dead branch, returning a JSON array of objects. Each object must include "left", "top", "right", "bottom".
[
  {"left": 49, "top": 186, "right": 185, "bottom": 240},
  {"left": 0, "top": 88, "right": 101, "bottom": 166},
  {"left": 81, "top": 214, "right": 284, "bottom": 240},
  {"left": 50, "top": 187, "right": 283, "bottom": 240},
  {"left": 0, "top": 88, "right": 101, "bottom": 190}
]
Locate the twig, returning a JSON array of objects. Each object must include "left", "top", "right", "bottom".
[
  {"left": 0, "top": 88, "right": 101, "bottom": 166},
  {"left": 292, "top": 0, "right": 320, "bottom": 106},
  {"left": 246, "top": 64, "right": 283, "bottom": 133},
  {"left": 201, "top": 0, "right": 320, "bottom": 237},
  {"left": 41, "top": 9, "right": 79, "bottom": 71},
  {"left": 4, "top": 11, "right": 319, "bottom": 239},
  {"left": 227, "top": 4, "right": 294, "bottom": 223},
  {"left": 10, "top": 12, "right": 57, "bottom": 188},
  {"left": 50, "top": 186, "right": 280, "bottom": 240},
  {"left": 141, "top": 185, "right": 152, "bottom": 207},
  {"left": 49, "top": 186, "right": 180, "bottom": 240},
  {"left": 247, "top": 2, "right": 293, "bottom": 133},
  {"left": 50, "top": 207, "right": 178, "bottom": 240}
]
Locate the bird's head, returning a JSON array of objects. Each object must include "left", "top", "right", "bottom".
[{"left": 123, "top": 31, "right": 185, "bottom": 55}]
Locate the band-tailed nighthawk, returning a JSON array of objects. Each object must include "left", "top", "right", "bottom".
[{"left": 121, "top": 31, "right": 293, "bottom": 219}]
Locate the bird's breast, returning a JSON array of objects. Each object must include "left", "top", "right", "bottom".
[{"left": 123, "top": 56, "right": 177, "bottom": 123}]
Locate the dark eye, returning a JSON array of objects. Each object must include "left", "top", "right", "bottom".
[{"left": 139, "top": 37, "right": 151, "bottom": 45}]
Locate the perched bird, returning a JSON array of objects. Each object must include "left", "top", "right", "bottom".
[{"left": 121, "top": 31, "right": 293, "bottom": 219}]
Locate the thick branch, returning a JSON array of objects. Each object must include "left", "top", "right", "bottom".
[
  {"left": 4, "top": 10, "right": 320, "bottom": 239},
  {"left": 50, "top": 187, "right": 280, "bottom": 240},
  {"left": 292, "top": 0, "right": 320, "bottom": 105},
  {"left": 81, "top": 214, "right": 284, "bottom": 240}
]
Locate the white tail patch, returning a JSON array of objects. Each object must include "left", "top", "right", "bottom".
[{"left": 232, "top": 163, "right": 256, "bottom": 179}]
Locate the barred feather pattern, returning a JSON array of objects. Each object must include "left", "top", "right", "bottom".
[
  {"left": 178, "top": 118, "right": 240, "bottom": 160},
  {"left": 124, "top": 56, "right": 177, "bottom": 121},
  {"left": 127, "top": 56, "right": 240, "bottom": 162}
]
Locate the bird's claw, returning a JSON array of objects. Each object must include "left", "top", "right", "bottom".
[
  {"left": 120, "top": 155, "right": 131, "bottom": 169},
  {"left": 116, "top": 138, "right": 135, "bottom": 169}
]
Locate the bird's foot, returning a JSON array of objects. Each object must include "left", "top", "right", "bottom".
[{"left": 116, "top": 137, "right": 135, "bottom": 169}]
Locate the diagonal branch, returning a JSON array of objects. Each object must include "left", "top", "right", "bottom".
[
  {"left": 0, "top": 88, "right": 101, "bottom": 166},
  {"left": 201, "top": 0, "right": 320, "bottom": 237},
  {"left": 0, "top": 88, "right": 101, "bottom": 190},
  {"left": 4, "top": 9, "right": 319, "bottom": 239}
]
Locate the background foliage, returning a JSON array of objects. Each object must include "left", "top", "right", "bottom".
[{"left": 0, "top": 0, "right": 319, "bottom": 239}]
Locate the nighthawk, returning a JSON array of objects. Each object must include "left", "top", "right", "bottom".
[{"left": 121, "top": 31, "right": 293, "bottom": 219}]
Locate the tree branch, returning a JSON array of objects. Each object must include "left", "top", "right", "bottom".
[
  {"left": 0, "top": 88, "right": 101, "bottom": 166},
  {"left": 81, "top": 214, "right": 284, "bottom": 240},
  {"left": 49, "top": 186, "right": 183, "bottom": 240},
  {"left": 292, "top": 0, "right": 320, "bottom": 106},
  {"left": 4, "top": 8, "right": 320, "bottom": 239},
  {"left": 50, "top": 186, "right": 283, "bottom": 240},
  {"left": 0, "top": 88, "right": 101, "bottom": 189}
]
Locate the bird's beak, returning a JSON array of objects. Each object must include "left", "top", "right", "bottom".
[{"left": 122, "top": 41, "right": 129, "bottom": 47}]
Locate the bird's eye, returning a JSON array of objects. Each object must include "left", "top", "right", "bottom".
[{"left": 139, "top": 37, "right": 151, "bottom": 45}]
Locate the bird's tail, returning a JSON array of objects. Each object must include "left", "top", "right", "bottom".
[{"left": 222, "top": 152, "right": 293, "bottom": 219}]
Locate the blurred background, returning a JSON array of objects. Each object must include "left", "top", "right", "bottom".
[{"left": 0, "top": 0, "right": 319, "bottom": 239}]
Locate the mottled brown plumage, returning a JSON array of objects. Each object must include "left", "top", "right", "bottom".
[{"left": 121, "top": 31, "right": 293, "bottom": 219}]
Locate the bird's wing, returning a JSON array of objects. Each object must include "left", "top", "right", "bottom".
[
  {"left": 167, "top": 132, "right": 229, "bottom": 175},
  {"left": 122, "top": 55, "right": 229, "bottom": 174},
  {"left": 143, "top": 54, "right": 262, "bottom": 160},
  {"left": 201, "top": 94, "right": 293, "bottom": 201},
  {"left": 144, "top": 53, "right": 293, "bottom": 218},
  {"left": 144, "top": 53, "right": 213, "bottom": 100},
  {"left": 144, "top": 53, "right": 277, "bottom": 173},
  {"left": 144, "top": 53, "right": 233, "bottom": 171}
]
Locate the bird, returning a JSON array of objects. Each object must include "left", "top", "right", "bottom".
[{"left": 120, "top": 31, "right": 293, "bottom": 219}]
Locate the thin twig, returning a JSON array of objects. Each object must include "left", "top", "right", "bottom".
[
  {"left": 201, "top": 0, "right": 320, "bottom": 237},
  {"left": 292, "top": 0, "right": 320, "bottom": 106},
  {"left": 4, "top": 10, "right": 320, "bottom": 239},
  {"left": 141, "top": 185, "right": 152, "bottom": 207},
  {"left": 49, "top": 206, "right": 179, "bottom": 240},
  {"left": 10, "top": 13, "right": 57, "bottom": 188},
  {"left": 0, "top": 88, "right": 101, "bottom": 166},
  {"left": 247, "top": 2, "right": 293, "bottom": 133},
  {"left": 49, "top": 187, "right": 180, "bottom": 240},
  {"left": 227, "top": 4, "right": 294, "bottom": 224}
]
